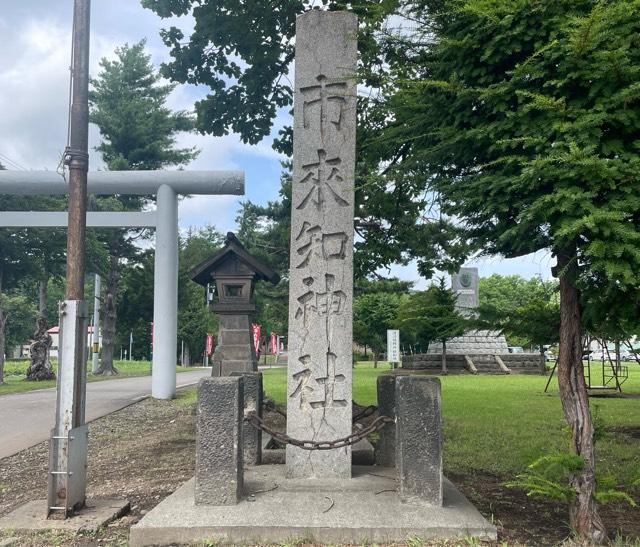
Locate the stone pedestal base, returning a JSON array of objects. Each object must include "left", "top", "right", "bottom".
[{"left": 129, "top": 466, "right": 497, "bottom": 546}]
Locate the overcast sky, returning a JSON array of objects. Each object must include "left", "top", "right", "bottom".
[{"left": 0, "top": 1, "right": 553, "bottom": 287}]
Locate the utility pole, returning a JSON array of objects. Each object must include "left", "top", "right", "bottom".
[{"left": 48, "top": 0, "right": 91, "bottom": 519}]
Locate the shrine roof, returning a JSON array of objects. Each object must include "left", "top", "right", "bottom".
[{"left": 189, "top": 232, "right": 280, "bottom": 286}]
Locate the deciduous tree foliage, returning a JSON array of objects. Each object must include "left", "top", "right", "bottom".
[
  {"left": 142, "top": 0, "right": 466, "bottom": 279},
  {"left": 477, "top": 274, "right": 560, "bottom": 350},
  {"left": 178, "top": 227, "right": 223, "bottom": 363},
  {"left": 0, "top": 175, "right": 34, "bottom": 383},
  {"left": 236, "top": 172, "right": 292, "bottom": 339}
]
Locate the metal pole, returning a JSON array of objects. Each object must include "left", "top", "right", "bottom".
[
  {"left": 48, "top": 0, "right": 91, "bottom": 519},
  {"left": 152, "top": 184, "right": 178, "bottom": 399},
  {"left": 91, "top": 274, "right": 100, "bottom": 374},
  {"left": 129, "top": 331, "right": 133, "bottom": 361}
]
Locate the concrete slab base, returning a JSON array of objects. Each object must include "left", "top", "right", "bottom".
[
  {"left": 130, "top": 466, "right": 496, "bottom": 546},
  {"left": 0, "top": 499, "right": 130, "bottom": 534}
]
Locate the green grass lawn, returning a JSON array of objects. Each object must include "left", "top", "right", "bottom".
[
  {"left": 0, "top": 359, "right": 192, "bottom": 396},
  {"left": 263, "top": 361, "right": 640, "bottom": 485}
]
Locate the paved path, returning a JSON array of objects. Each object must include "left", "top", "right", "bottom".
[{"left": 0, "top": 369, "right": 210, "bottom": 460}]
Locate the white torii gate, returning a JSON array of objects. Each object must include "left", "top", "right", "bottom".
[{"left": 0, "top": 169, "right": 244, "bottom": 399}]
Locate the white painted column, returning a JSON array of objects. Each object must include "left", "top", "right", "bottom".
[
  {"left": 152, "top": 184, "right": 178, "bottom": 399},
  {"left": 91, "top": 274, "right": 101, "bottom": 374}
]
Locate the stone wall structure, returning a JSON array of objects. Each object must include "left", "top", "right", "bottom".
[
  {"left": 403, "top": 353, "right": 545, "bottom": 373},
  {"left": 286, "top": 11, "right": 358, "bottom": 479}
]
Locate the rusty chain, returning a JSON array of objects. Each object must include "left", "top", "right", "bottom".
[
  {"left": 351, "top": 405, "right": 378, "bottom": 423},
  {"left": 263, "top": 400, "right": 379, "bottom": 424},
  {"left": 245, "top": 412, "right": 393, "bottom": 451},
  {"left": 262, "top": 399, "right": 288, "bottom": 419}
]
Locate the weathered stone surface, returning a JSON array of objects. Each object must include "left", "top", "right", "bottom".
[
  {"left": 375, "top": 374, "right": 396, "bottom": 467},
  {"left": 219, "top": 345, "right": 255, "bottom": 361},
  {"left": 195, "top": 377, "right": 243, "bottom": 505},
  {"left": 402, "top": 352, "right": 544, "bottom": 373},
  {"left": 286, "top": 10, "right": 358, "bottom": 479},
  {"left": 427, "top": 329, "right": 509, "bottom": 355},
  {"left": 396, "top": 376, "right": 443, "bottom": 506},
  {"left": 451, "top": 267, "right": 479, "bottom": 310},
  {"left": 219, "top": 329, "right": 252, "bottom": 346},
  {"left": 211, "top": 314, "right": 257, "bottom": 376},
  {"left": 0, "top": 498, "right": 129, "bottom": 534},
  {"left": 130, "top": 466, "right": 498, "bottom": 546},
  {"left": 230, "top": 371, "right": 263, "bottom": 465}
]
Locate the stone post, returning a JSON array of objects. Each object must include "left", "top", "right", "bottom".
[
  {"left": 286, "top": 10, "right": 358, "bottom": 479},
  {"left": 396, "top": 376, "right": 443, "bottom": 506},
  {"left": 375, "top": 374, "right": 396, "bottom": 467},
  {"left": 195, "top": 377, "right": 244, "bottom": 505},
  {"left": 230, "top": 371, "right": 262, "bottom": 465}
]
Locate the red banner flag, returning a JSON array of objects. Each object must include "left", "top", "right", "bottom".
[
  {"left": 251, "top": 324, "right": 261, "bottom": 355},
  {"left": 206, "top": 333, "right": 214, "bottom": 356},
  {"left": 269, "top": 332, "right": 277, "bottom": 355}
]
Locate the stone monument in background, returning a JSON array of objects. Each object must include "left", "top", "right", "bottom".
[
  {"left": 404, "top": 267, "right": 543, "bottom": 372},
  {"left": 451, "top": 267, "right": 479, "bottom": 311},
  {"left": 429, "top": 267, "right": 509, "bottom": 355},
  {"left": 286, "top": 10, "right": 357, "bottom": 479}
]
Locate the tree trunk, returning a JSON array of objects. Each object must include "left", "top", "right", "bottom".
[
  {"left": 540, "top": 345, "right": 546, "bottom": 373},
  {"left": 0, "top": 265, "right": 6, "bottom": 385},
  {"left": 184, "top": 345, "right": 191, "bottom": 367},
  {"left": 556, "top": 249, "right": 606, "bottom": 542},
  {"left": 442, "top": 339, "right": 448, "bottom": 375},
  {"left": 0, "top": 309, "right": 6, "bottom": 385},
  {"left": 373, "top": 351, "right": 378, "bottom": 368},
  {"left": 96, "top": 254, "right": 119, "bottom": 375},
  {"left": 26, "top": 315, "right": 56, "bottom": 381},
  {"left": 38, "top": 272, "right": 49, "bottom": 318}
]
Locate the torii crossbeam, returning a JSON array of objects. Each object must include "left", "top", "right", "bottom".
[{"left": 0, "top": 169, "right": 244, "bottom": 399}]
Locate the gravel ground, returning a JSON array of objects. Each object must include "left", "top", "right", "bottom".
[{"left": 0, "top": 395, "right": 637, "bottom": 546}]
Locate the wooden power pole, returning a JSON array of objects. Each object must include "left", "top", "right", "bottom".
[{"left": 47, "top": 0, "right": 91, "bottom": 518}]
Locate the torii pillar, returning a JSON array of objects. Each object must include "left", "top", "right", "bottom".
[{"left": 0, "top": 170, "right": 244, "bottom": 399}]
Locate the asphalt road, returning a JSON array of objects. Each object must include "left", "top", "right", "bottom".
[{"left": 0, "top": 369, "right": 211, "bottom": 460}]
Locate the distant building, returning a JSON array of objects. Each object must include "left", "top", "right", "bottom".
[{"left": 46, "top": 326, "right": 102, "bottom": 359}]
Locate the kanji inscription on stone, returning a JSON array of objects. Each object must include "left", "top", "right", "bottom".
[
  {"left": 296, "top": 149, "right": 349, "bottom": 211},
  {"left": 286, "top": 10, "right": 357, "bottom": 479}
]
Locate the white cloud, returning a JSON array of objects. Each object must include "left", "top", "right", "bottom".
[{"left": 179, "top": 194, "right": 240, "bottom": 234}]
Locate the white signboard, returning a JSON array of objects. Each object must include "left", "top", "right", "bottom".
[{"left": 387, "top": 329, "right": 400, "bottom": 363}]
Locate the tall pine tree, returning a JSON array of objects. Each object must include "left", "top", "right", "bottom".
[{"left": 89, "top": 40, "right": 198, "bottom": 373}]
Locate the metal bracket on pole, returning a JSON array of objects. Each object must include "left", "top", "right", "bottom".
[
  {"left": 47, "top": 424, "right": 88, "bottom": 517},
  {"left": 47, "top": 300, "right": 89, "bottom": 517}
]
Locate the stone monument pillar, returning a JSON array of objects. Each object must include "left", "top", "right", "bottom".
[
  {"left": 286, "top": 10, "right": 357, "bottom": 479},
  {"left": 451, "top": 267, "right": 479, "bottom": 312}
]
